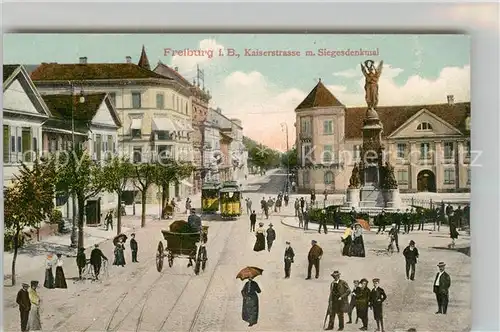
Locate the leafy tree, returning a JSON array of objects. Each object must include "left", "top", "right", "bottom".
[
  {"left": 4, "top": 158, "right": 56, "bottom": 285},
  {"left": 134, "top": 163, "right": 157, "bottom": 227},
  {"left": 281, "top": 147, "right": 298, "bottom": 170},
  {"left": 55, "top": 146, "right": 104, "bottom": 248},
  {"left": 98, "top": 156, "right": 134, "bottom": 235}
]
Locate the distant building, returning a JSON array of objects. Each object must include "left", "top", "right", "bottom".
[{"left": 295, "top": 80, "right": 471, "bottom": 193}]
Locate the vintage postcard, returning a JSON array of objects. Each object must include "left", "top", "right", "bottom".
[{"left": 3, "top": 33, "right": 470, "bottom": 331}]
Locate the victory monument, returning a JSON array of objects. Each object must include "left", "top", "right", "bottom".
[{"left": 346, "top": 60, "right": 401, "bottom": 209}]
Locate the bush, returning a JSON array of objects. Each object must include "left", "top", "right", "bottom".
[
  {"left": 48, "top": 209, "right": 63, "bottom": 224},
  {"left": 307, "top": 208, "right": 369, "bottom": 225},
  {"left": 4, "top": 232, "right": 26, "bottom": 252}
]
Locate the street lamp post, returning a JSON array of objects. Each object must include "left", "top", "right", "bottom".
[{"left": 280, "top": 122, "right": 290, "bottom": 189}]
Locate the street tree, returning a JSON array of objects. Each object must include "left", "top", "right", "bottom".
[
  {"left": 98, "top": 156, "right": 134, "bottom": 235},
  {"left": 4, "top": 157, "right": 56, "bottom": 286},
  {"left": 55, "top": 146, "right": 104, "bottom": 248},
  {"left": 134, "top": 163, "right": 157, "bottom": 227}
]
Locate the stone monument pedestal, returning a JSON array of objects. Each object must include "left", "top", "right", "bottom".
[
  {"left": 359, "top": 185, "right": 385, "bottom": 207},
  {"left": 346, "top": 188, "right": 360, "bottom": 207},
  {"left": 384, "top": 189, "right": 401, "bottom": 209}
]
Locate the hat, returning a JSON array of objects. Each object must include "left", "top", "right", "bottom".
[
  {"left": 131, "top": 233, "right": 136, "bottom": 236},
  {"left": 190, "top": 208, "right": 196, "bottom": 212},
  {"left": 259, "top": 222, "right": 264, "bottom": 226},
  {"left": 353, "top": 280, "right": 359, "bottom": 283},
  {"left": 392, "top": 223, "right": 396, "bottom": 227},
  {"left": 268, "top": 223, "right": 273, "bottom": 227},
  {"left": 22, "top": 283, "right": 29, "bottom": 287},
  {"left": 372, "top": 278, "right": 380, "bottom": 282},
  {"left": 360, "top": 278, "right": 368, "bottom": 283},
  {"left": 437, "top": 262, "right": 446, "bottom": 267},
  {"left": 311, "top": 240, "right": 317, "bottom": 244},
  {"left": 409, "top": 240, "right": 415, "bottom": 245},
  {"left": 56, "top": 253, "right": 62, "bottom": 258},
  {"left": 285, "top": 241, "right": 290, "bottom": 244},
  {"left": 331, "top": 271, "right": 340, "bottom": 277},
  {"left": 94, "top": 244, "right": 99, "bottom": 247},
  {"left": 30, "top": 280, "right": 39, "bottom": 287}
]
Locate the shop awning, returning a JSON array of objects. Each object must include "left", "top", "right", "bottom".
[
  {"left": 130, "top": 118, "right": 143, "bottom": 130},
  {"left": 152, "top": 117, "right": 177, "bottom": 131}
]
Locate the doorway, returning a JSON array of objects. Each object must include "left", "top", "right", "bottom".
[{"left": 417, "top": 170, "right": 436, "bottom": 192}]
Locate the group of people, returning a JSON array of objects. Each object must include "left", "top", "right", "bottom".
[
  {"left": 252, "top": 222, "right": 276, "bottom": 252},
  {"left": 43, "top": 253, "right": 67, "bottom": 289},
  {"left": 341, "top": 223, "right": 366, "bottom": 257},
  {"left": 16, "top": 281, "right": 42, "bottom": 332}
]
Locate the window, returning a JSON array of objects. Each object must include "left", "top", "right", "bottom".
[
  {"left": 464, "top": 141, "right": 471, "bottom": 158},
  {"left": 109, "top": 92, "right": 117, "bottom": 106},
  {"left": 185, "top": 103, "right": 188, "bottom": 115},
  {"left": 323, "top": 120, "right": 333, "bottom": 135},
  {"left": 467, "top": 168, "right": 471, "bottom": 184},
  {"left": 396, "top": 143, "right": 406, "bottom": 159},
  {"left": 157, "top": 131, "right": 170, "bottom": 140},
  {"left": 324, "top": 171, "right": 334, "bottom": 185},
  {"left": 95, "top": 134, "right": 102, "bottom": 160},
  {"left": 133, "top": 147, "right": 142, "bottom": 163},
  {"left": 302, "top": 170, "right": 310, "bottom": 186},
  {"left": 177, "top": 97, "right": 180, "bottom": 111},
  {"left": 131, "top": 129, "right": 142, "bottom": 138},
  {"left": 132, "top": 92, "right": 142, "bottom": 108},
  {"left": 353, "top": 145, "right": 361, "bottom": 160},
  {"left": 10, "top": 135, "right": 15, "bottom": 153},
  {"left": 300, "top": 118, "right": 311, "bottom": 135},
  {"left": 156, "top": 93, "right": 165, "bottom": 109},
  {"left": 303, "top": 144, "right": 312, "bottom": 163},
  {"left": 396, "top": 169, "right": 409, "bottom": 184},
  {"left": 172, "top": 95, "right": 175, "bottom": 110},
  {"left": 322, "top": 145, "right": 333, "bottom": 163},
  {"left": 444, "top": 168, "right": 455, "bottom": 184},
  {"left": 444, "top": 142, "right": 454, "bottom": 159},
  {"left": 157, "top": 145, "right": 173, "bottom": 161},
  {"left": 3, "top": 125, "right": 9, "bottom": 163},
  {"left": 416, "top": 122, "right": 433, "bottom": 131},
  {"left": 32, "top": 137, "right": 38, "bottom": 154},
  {"left": 107, "top": 135, "right": 113, "bottom": 152},
  {"left": 420, "top": 142, "right": 430, "bottom": 159}
]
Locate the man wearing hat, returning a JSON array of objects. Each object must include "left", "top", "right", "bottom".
[
  {"left": 403, "top": 240, "right": 419, "bottom": 280},
  {"left": 318, "top": 209, "right": 328, "bottom": 234},
  {"left": 376, "top": 210, "right": 387, "bottom": 234},
  {"left": 76, "top": 247, "right": 87, "bottom": 280},
  {"left": 387, "top": 223, "right": 400, "bottom": 253},
  {"left": 325, "top": 271, "right": 351, "bottom": 330},
  {"left": 250, "top": 210, "right": 257, "bottom": 232},
  {"left": 306, "top": 240, "right": 323, "bottom": 279},
  {"left": 266, "top": 223, "right": 276, "bottom": 252},
  {"left": 355, "top": 278, "right": 371, "bottom": 331},
  {"left": 16, "top": 282, "right": 31, "bottom": 331},
  {"left": 90, "top": 244, "right": 108, "bottom": 280},
  {"left": 130, "top": 233, "right": 139, "bottom": 263},
  {"left": 188, "top": 208, "right": 202, "bottom": 233},
  {"left": 433, "top": 262, "right": 451, "bottom": 314},
  {"left": 283, "top": 241, "right": 295, "bottom": 278},
  {"left": 370, "top": 278, "right": 387, "bottom": 332}
]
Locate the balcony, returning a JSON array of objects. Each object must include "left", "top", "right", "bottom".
[{"left": 299, "top": 132, "right": 312, "bottom": 141}]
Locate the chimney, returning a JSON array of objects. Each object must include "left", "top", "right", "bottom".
[
  {"left": 174, "top": 67, "right": 179, "bottom": 72},
  {"left": 447, "top": 95, "right": 454, "bottom": 105},
  {"left": 125, "top": 56, "right": 132, "bottom": 63},
  {"left": 79, "top": 57, "right": 87, "bottom": 64}
]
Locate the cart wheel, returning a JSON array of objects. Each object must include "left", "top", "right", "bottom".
[
  {"left": 156, "top": 241, "right": 164, "bottom": 272},
  {"left": 194, "top": 255, "right": 201, "bottom": 275},
  {"left": 200, "top": 246, "right": 208, "bottom": 271},
  {"left": 168, "top": 252, "right": 174, "bottom": 267}
]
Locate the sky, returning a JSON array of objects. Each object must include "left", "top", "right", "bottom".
[{"left": 4, "top": 33, "right": 471, "bottom": 150}]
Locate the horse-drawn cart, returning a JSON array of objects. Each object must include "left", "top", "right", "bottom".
[{"left": 156, "top": 225, "right": 209, "bottom": 275}]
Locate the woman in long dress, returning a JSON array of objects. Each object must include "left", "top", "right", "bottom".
[
  {"left": 349, "top": 224, "right": 366, "bottom": 257},
  {"left": 241, "top": 278, "right": 261, "bottom": 327},
  {"left": 27, "top": 280, "right": 42, "bottom": 331},
  {"left": 341, "top": 225, "right": 353, "bottom": 256},
  {"left": 54, "top": 253, "right": 68, "bottom": 288},
  {"left": 113, "top": 239, "right": 126, "bottom": 266},
  {"left": 253, "top": 223, "right": 266, "bottom": 252},
  {"left": 449, "top": 220, "right": 459, "bottom": 248},
  {"left": 44, "top": 254, "right": 54, "bottom": 289}
]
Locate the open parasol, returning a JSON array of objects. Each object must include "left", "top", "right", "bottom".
[
  {"left": 236, "top": 266, "right": 263, "bottom": 280},
  {"left": 113, "top": 233, "right": 128, "bottom": 246},
  {"left": 354, "top": 219, "right": 370, "bottom": 231}
]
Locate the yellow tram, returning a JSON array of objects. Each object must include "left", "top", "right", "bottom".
[
  {"left": 219, "top": 181, "right": 242, "bottom": 219},
  {"left": 201, "top": 182, "right": 221, "bottom": 214}
]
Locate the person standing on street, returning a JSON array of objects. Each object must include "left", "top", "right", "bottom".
[
  {"left": 253, "top": 223, "right": 266, "bottom": 252},
  {"left": 16, "top": 283, "right": 31, "bottom": 332},
  {"left": 241, "top": 277, "right": 261, "bottom": 327},
  {"left": 387, "top": 223, "right": 400, "bottom": 253},
  {"left": 283, "top": 241, "right": 295, "bottom": 278},
  {"left": 347, "top": 280, "right": 359, "bottom": 324},
  {"left": 250, "top": 210, "right": 257, "bottom": 232},
  {"left": 266, "top": 223, "right": 276, "bottom": 252},
  {"left": 417, "top": 208, "right": 425, "bottom": 231},
  {"left": 433, "top": 262, "right": 451, "bottom": 314},
  {"left": 246, "top": 198, "right": 253, "bottom": 215},
  {"left": 370, "top": 278, "right": 387, "bottom": 332},
  {"left": 310, "top": 190, "right": 316, "bottom": 206},
  {"left": 449, "top": 220, "right": 459, "bottom": 249},
  {"left": 325, "top": 270, "right": 351, "bottom": 331},
  {"left": 185, "top": 197, "right": 191, "bottom": 214},
  {"left": 333, "top": 208, "right": 341, "bottom": 230},
  {"left": 284, "top": 192, "right": 289, "bottom": 207},
  {"left": 403, "top": 240, "right": 419, "bottom": 280},
  {"left": 105, "top": 210, "right": 113, "bottom": 231},
  {"left": 298, "top": 210, "right": 304, "bottom": 228},
  {"left": 130, "top": 233, "right": 139, "bottom": 263},
  {"left": 54, "top": 253, "right": 68, "bottom": 289},
  {"left": 355, "top": 278, "right": 371, "bottom": 331},
  {"left": 303, "top": 209, "right": 310, "bottom": 230},
  {"left": 43, "top": 254, "right": 54, "bottom": 289},
  {"left": 90, "top": 244, "right": 108, "bottom": 280},
  {"left": 306, "top": 240, "right": 323, "bottom": 280},
  {"left": 294, "top": 198, "right": 300, "bottom": 216},
  {"left": 113, "top": 238, "right": 126, "bottom": 267},
  {"left": 395, "top": 209, "right": 402, "bottom": 233},
  {"left": 376, "top": 210, "right": 387, "bottom": 234},
  {"left": 300, "top": 197, "right": 305, "bottom": 214},
  {"left": 27, "top": 280, "right": 42, "bottom": 331},
  {"left": 403, "top": 208, "right": 411, "bottom": 234},
  {"left": 76, "top": 248, "right": 87, "bottom": 280},
  {"left": 318, "top": 209, "right": 328, "bottom": 234}
]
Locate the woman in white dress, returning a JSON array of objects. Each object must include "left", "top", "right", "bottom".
[
  {"left": 27, "top": 280, "right": 42, "bottom": 331},
  {"left": 43, "top": 254, "right": 54, "bottom": 289},
  {"left": 54, "top": 254, "right": 68, "bottom": 288}
]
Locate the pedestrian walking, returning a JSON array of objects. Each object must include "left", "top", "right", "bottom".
[
  {"left": 298, "top": 211, "right": 304, "bottom": 228},
  {"left": 27, "top": 280, "right": 42, "bottom": 331},
  {"left": 323, "top": 189, "right": 328, "bottom": 202},
  {"left": 349, "top": 207, "right": 357, "bottom": 225},
  {"left": 283, "top": 241, "right": 295, "bottom": 278},
  {"left": 113, "top": 238, "right": 126, "bottom": 267},
  {"left": 90, "top": 244, "right": 108, "bottom": 280},
  {"left": 324, "top": 271, "right": 350, "bottom": 330},
  {"left": 417, "top": 208, "right": 425, "bottom": 231},
  {"left": 433, "top": 262, "right": 451, "bottom": 314},
  {"left": 284, "top": 192, "right": 289, "bottom": 207},
  {"left": 310, "top": 190, "right": 316, "bottom": 206},
  {"left": 184, "top": 197, "right": 191, "bottom": 214},
  {"left": 241, "top": 278, "right": 261, "bottom": 327},
  {"left": 43, "top": 254, "right": 54, "bottom": 289},
  {"left": 300, "top": 197, "right": 305, "bottom": 213},
  {"left": 260, "top": 197, "right": 268, "bottom": 219},
  {"left": 318, "top": 209, "right": 328, "bottom": 234},
  {"left": 347, "top": 280, "right": 359, "bottom": 324},
  {"left": 333, "top": 208, "right": 341, "bottom": 230},
  {"left": 291, "top": 180, "right": 296, "bottom": 192},
  {"left": 349, "top": 224, "right": 366, "bottom": 257},
  {"left": 246, "top": 198, "right": 253, "bottom": 215},
  {"left": 253, "top": 223, "right": 266, "bottom": 252},
  {"left": 306, "top": 240, "right": 323, "bottom": 280},
  {"left": 105, "top": 210, "right": 113, "bottom": 231},
  {"left": 395, "top": 209, "right": 402, "bottom": 233},
  {"left": 403, "top": 208, "right": 411, "bottom": 234},
  {"left": 403, "top": 240, "right": 419, "bottom": 280},
  {"left": 376, "top": 210, "right": 387, "bottom": 234},
  {"left": 370, "top": 278, "right": 387, "bottom": 332},
  {"left": 303, "top": 209, "right": 310, "bottom": 230},
  {"left": 355, "top": 278, "right": 371, "bottom": 331},
  {"left": 449, "top": 220, "right": 459, "bottom": 248},
  {"left": 16, "top": 283, "right": 31, "bottom": 332},
  {"left": 76, "top": 248, "right": 86, "bottom": 280},
  {"left": 266, "top": 223, "right": 276, "bottom": 252},
  {"left": 130, "top": 233, "right": 139, "bottom": 263},
  {"left": 54, "top": 254, "right": 68, "bottom": 288},
  {"left": 250, "top": 210, "right": 257, "bottom": 232},
  {"left": 387, "top": 223, "right": 400, "bottom": 253},
  {"left": 294, "top": 198, "right": 300, "bottom": 216},
  {"left": 341, "top": 225, "right": 353, "bottom": 256}
]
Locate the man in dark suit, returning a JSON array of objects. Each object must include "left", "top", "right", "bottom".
[
  {"left": 376, "top": 210, "right": 386, "bottom": 234},
  {"left": 346, "top": 280, "right": 359, "bottom": 324},
  {"left": 387, "top": 223, "right": 400, "bottom": 253},
  {"left": 334, "top": 208, "right": 341, "bottom": 230},
  {"left": 349, "top": 207, "right": 357, "bottom": 225},
  {"left": 355, "top": 278, "right": 371, "bottom": 331},
  {"left": 250, "top": 210, "right": 257, "bottom": 232},
  {"left": 318, "top": 209, "right": 328, "bottom": 234},
  {"left": 369, "top": 278, "right": 387, "bottom": 332},
  {"left": 16, "top": 283, "right": 31, "bottom": 332},
  {"left": 90, "top": 244, "right": 108, "bottom": 280},
  {"left": 433, "top": 262, "right": 451, "bottom": 314},
  {"left": 283, "top": 241, "right": 295, "bottom": 278},
  {"left": 306, "top": 240, "right": 323, "bottom": 279},
  {"left": 130, "top": 233, "right": 139, "bottom": 263},
  {"left": 403, "top": 240, "right": 419, "bottom": 280},
  {"left": 325, "top": 271, "right": 351, "bottom": 331}
]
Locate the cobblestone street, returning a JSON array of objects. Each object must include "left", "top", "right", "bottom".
[{"left": 4, "top": 171, "right": 471, "bottom": 332}]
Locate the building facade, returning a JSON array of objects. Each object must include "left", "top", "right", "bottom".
[{"left": 295, "top": 80, "right": 471, "bottom": 194}]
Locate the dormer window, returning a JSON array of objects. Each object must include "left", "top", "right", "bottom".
[{"left": 416, "top": 122, "right": 433, "bottom": 131}]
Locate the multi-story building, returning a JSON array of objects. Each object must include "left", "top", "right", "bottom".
[
  {"left": 295, "top": 80, "right": 471, "bottom": 193},
  {"left": 228, "top": 118, "right": 248, "bottom": 181},
  {"left": 203, "top": 108, "right": 223, "bottom": 182},
  {"left": 30, "top": 46, "right": 195, "bottom": 203}
]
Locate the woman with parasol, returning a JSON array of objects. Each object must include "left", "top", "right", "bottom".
[
  {"left": 349, "top": 223, "right": 366, "bottom": 257},
  {"left": 253, "top": 222, "right": 266, "bottom": 252},
  {"left": 113, "top": 234, "right": 127, "bottom": 267},
  {"left": 341, "top": 224, "right": 353, "bottom": 256},
  {"left": 237, "top": 267, "right": 263, "bottom": 327}
]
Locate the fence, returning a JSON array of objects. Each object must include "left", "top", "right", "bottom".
[{"left": 401, "top": 197, "right": 470, "bottom": 210}]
